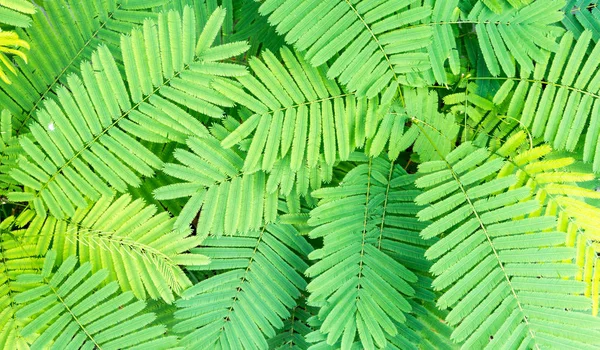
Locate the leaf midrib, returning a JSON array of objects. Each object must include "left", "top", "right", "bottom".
[
  {"left": 414, "top": 123, "right": 539, "bottom": 348},
  {"left": 16, "top": 5, "right": 121, "bottom": 134},
  {"left": 32, "top": 62, "right": 192, "bottom": 202}
]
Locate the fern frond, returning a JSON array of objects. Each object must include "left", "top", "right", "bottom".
[
  {"left": 6, "top": 7, "right": 247, "bottom": 219},
  {"left": 14, "top": 250, "right": 178, "bottom": 349},
  {"left": 258, "top": 0, "right": 562, "bottom": 93},
  {"left": 0, "top": 110, "right": 23, "bottom": 196},
  {"left": 489, "top": 29, "right": 600, "bottom": 173},
  {"left": 259, "top": 0, "right": 436, "bottom": 94},
  {"left": 0, "top": 215, "right": 43, "bottom": 350},
  {"left": 215, "top": 46, "right": 391, "bottom": 173},
  {"left": 0, "top": 0, "right": 172, "bottom": 130},
  {"left": 305, "top": 298, "right": 457, "bottom": 350},
  {"left": 415, "top": 141, "right": 600, "bottom": 348},
  {"left": 557, "top": 197, "right": 600, "bottom": 316},
  {"left": 173, "top": 222, "right": 312, "bottom": 349},
  {"left": 370, "top": 88, "right": 460, "bottom": 162},
  {"left": 268, "top": 297, "right": 315, "bottom": 350},
  {"left": 305, "top": 156, "right": 436, "bottom": 349},
  {"left": 494, "top": 131, "right": 600, "bottom": 317},
  {"left": 468, "top": 0, "right": 565, "bottom": 77},
  {"left": 230, "top": 0, "right": 285, "bottom": 57},
  {"left": 12, "top": 194, "right": 208, "bottom": 303},
  {"left": 154, "top": 133, "right": 279, "bottom": 236},
  {"left": 0, "top": 30, "right": 29, "bottom": 84}
]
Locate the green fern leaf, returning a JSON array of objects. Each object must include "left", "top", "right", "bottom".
[
  {"left": 173, "top": 222, "right": 312, "bottom": 349},
  {"left": 0, "top": 0, "right": 35, "bottom": 28},
  {"left": 154, "top": 132, "right": 279, "bottom": 236},
  {"left": 0, "top": 0, "right": 171, "bottom": 130},
  {"left": 369, "top": 88, "right": 460, "bottom": 162},
  {"left": 12, "top": 194, "right": 208, "bottom": 303},
  {"left": 562, "top": 0, "right": 600, "bottom": 42},
  {"left": 489, "top": 29, "right": 600, "bottom": 172},
  {"left": 6, "top": 7, "right": 247, "bottom": 219},
  {"left": 468, "top": 0, "right": 564, "bottom": 77},
  {"left": 0, "top": 110, "right": 24, "bottom": 196},
  {"left": 305, "top": 156, "right": 436, "bottom": 349},
  {"left": 215, "top": 47, "right": 392, "bottom": 172},
  {"left": 14, "top": 250, "right": 178, "bottom": 349},
  {"left": 259, "top": 0, "right": 436, "bottom": 95},
  {"left": 0, "top": 215, "right": 44, "bottom": 350},
  {"left": 258, "top": 0, "right": 562, "bottom": 92},
  {"left": 228, "top": 0, "right": 285, "bottom": 56},
  {"left": 442, "top": 81, "right": 518, "bottom": 147},
  {"left": 268, "top": 297, "right": 315, "bottom": 349},
  {"left": 415, "top": 141, "right": 600, "bottom": 348}
]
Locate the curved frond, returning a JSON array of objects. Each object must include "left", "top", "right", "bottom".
[
  {"left": 0, "top": 30, "right": 30, "bottom": 84},
  {"left": 173, "top": 222, "right": 312, "bottom": 349},
  {"left": 490, "top": 30, "right": 600, "bottom": 172},
  {"left": 258, "top": 0, "right": 562, "bottom": 93},
  {"left": 7, "top": 7, "right": 247, "bottom": 219},
  {"left": 259, "top": 0, "right": 435, "bottom": 94},
  {"left": 154, "top": 133, "right": 279, "bottom": 236},
  {"left": 467, "top": 0, "right": 564, "bottom": 77},
  {"left": 14, "top": 250, "right": 178, "bottom": 349},
  {"left": 415, "top": 141, "right": 600, "bottom": 348},
  {"left": 496, "top": 131, "right": 600, "bottom": 318},
  {"left": 215, "top": 47, "right": 392, "bottom": 172},
  {"left": 305, "top": 157, "right": 435, "bottom": 348},
  {"left": 1, "top": 0, "right": 169, "bottom": 130},
  {"left": 14, "top": 194, "right": 208, "bottom": 303}
]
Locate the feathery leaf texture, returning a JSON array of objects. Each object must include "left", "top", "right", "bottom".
[
  {"left": 479, "top": 0, "right": 534, "bottom": 14},
  {"left": 0, "top": 0, "right": 36, "bottom": 28},
  {"left": 562, "top": 0, "right": 600, "bottom": 41},
  {"left": 216, "top": 46, "right": 392, "bottom": 174},
  {"left": 258, "top": 0, "right": 563, "bottom": 92},
  {"left": 369, "top": 88, "right": 460, "bottom": 162},
  {"left": 259, "top": 0, "right": 435, "bottom": 95},
  {"left": 7, "top": 6, "right": 247, "bottom": 219},
  {"left": 0, "top": 215, "right": 44, "bottom": 350},
  {"left": 306, "top": 157, "right": 433, "bottom": 348},
  {"left": 0, "top": 0, "right": 167, "bottom": 127},
  {"left": 491, "top": 29, "right": 600, "bottom": 172},
  {"left": 14, "top": 250, "right": 178, "bottom": 350},
  {"left": 3, "top": 1, "right": 600, "bottom": 349},
  {"left": 0, "top": 30, "right": 30, "bottom": 84},
  {"left": 155, "top": 133, "right": 279, "bottom": 236},
  {"left": 0, "top": 110, "right": 23, "bottom": 195},
  {"left": 173, "top": 222, "right": 312, "bottom": 349},
  {"left": 415, "top": 141, "right": 600, "bottom": 349},
  {"left": 13, "top": 194, "right": 209, "bottom": 303},
  {"left": 268, "top": 297, "right": 315, "bottom": 350},
  {"left": 468, "top": 0, "right": 565, "bottom": 78}
]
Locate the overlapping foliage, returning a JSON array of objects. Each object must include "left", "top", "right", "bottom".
[{"left": 1, "top": 0, "right": 600, "bottom": 349}]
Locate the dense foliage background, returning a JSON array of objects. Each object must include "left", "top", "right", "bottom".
[{"left": 1, "top": 0, "right": 600, "bottom": 349}]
